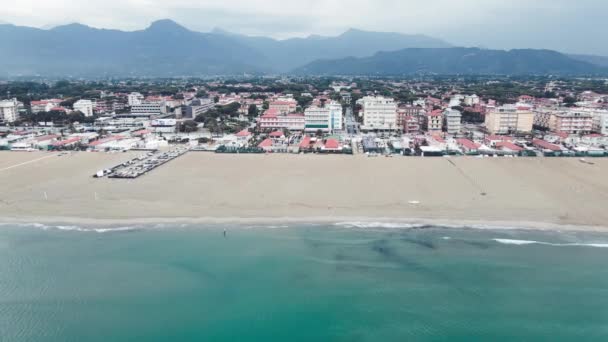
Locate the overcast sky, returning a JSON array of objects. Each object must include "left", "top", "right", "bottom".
[{"left": 1, "top": 0, "right": 606, "bottom": 55}]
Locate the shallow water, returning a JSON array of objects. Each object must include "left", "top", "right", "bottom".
[{"left": 1, "top": 223, "right": 608, "bottom": 341}]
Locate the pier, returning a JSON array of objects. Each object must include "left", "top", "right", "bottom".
[{"left": 94, "top": 147, "right": 189, "bottom": 179}]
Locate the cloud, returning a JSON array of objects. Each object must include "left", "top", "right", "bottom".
[{"left": 0, "top": 0, "right": 606, "bottom": 54}]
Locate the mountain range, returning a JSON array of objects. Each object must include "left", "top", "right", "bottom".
[
  {"left": 0, "top": 19, "right": 606, "bottom": 77},
  {"left": 295, "top": 48, "right": 607, "bottom": 76}
]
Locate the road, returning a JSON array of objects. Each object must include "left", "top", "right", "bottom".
[{"left": 344, "top": 107, "right": 358, "bottom": 135}]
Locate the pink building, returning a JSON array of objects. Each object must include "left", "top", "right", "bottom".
[
  {"left": 257, "top": 109, "right": 305, "bottom": 131},
  {"left": 269, "top": 100, "right": 297, "bottom": 114},
  {"left": 426, "top": 110, "right": 443, "bottom": 133}
]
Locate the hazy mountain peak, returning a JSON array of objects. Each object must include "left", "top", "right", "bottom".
[
  {"left": 146, "top": 19, "right": 189, "bottom": 32},
  {"left": 50, "top": 23, "right": 92, "bottom": 32}
]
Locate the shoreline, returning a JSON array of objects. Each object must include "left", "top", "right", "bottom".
[{"left": 2, "top": 215, "right": 608, "bottom": 233}]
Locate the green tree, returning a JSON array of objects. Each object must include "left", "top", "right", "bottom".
[{"left": 247, "top": 104, "right": 259, "bottom": 118}]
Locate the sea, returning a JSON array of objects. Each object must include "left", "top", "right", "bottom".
[{"left": 1, "top": 222, "right": 608, "bottom": 341}]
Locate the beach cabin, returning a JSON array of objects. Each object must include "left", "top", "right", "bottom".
[
  {"left": 258, "top": 138, "right": 273, "bottom": 152},
  {"left": 532, "top": 139, "right": 563, "bottom": 156},
  {"left": 456, "top": 138, "right": 481, "bottom": 155}
]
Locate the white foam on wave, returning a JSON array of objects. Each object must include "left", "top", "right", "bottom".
[
  {"left": 493, "top": 239, "right": 608, "bottom": 248},
  {"left": 334, "top": 222, "right": 432, "bottom": 229},
  {"left": 0, "top": 222, "right": 141, "bottom": 234}
]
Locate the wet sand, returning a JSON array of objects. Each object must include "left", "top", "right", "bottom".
[{"left": 1, "top": 151, "right": 608, "bottom": 229}]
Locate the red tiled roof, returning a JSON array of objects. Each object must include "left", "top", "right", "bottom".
[
  {"left": 270, "top": 101, "right": 295, "bottom": 106},
  {"left": 132, "top": 129, "right": 151, "bottom": 136},
  {"left": 324, "top": 138, "right": 340, "bottom": 150},
  {"left": 432, "top": 135, "right": 445, "bottom": 143},
  {"left": 456, "top": 138, "right": 481, "bottom": 150},
  {"left": 269, "top": 130, "right": 284, "bottom": 137},
  {"left": 89, "top": 136, "right": 123, "bottom": 147},
  {"left": 261, "top": 108, "right": 280, "bottom": 118},
  {"left": 34, "top": 134, "right": 60, "bottom": 142},
  {"left": 428, "top": 109, "right": 443, "bottom": 117},
  {"left": 299, "top": 135, "right": 311, "bottom": 148},
  {"left": 533, "top": 139, "right": 562, "bottom": 152},
  {"left": 495, "top": 141, "right": 523, "bottom": 152},
  {"left": 235, "top": 129, "right": 252, "bottom": 137},
  {"left": 258, "top": 138, "right": 273, "bottom": 148}
]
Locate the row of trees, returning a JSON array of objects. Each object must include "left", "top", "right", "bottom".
[{"left": 18, "top": 110, "right": 97, "bottom": 125}]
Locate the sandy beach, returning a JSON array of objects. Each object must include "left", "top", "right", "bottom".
[{"left": 1, "top": 151, "right": 608, "bottom": 230}]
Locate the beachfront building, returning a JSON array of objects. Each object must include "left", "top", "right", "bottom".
[
  {"left": 73, "top": 100, "right": 94, "bottom": 117},
  {"left": 127, "top": 92, "right": 144, "bottom": 106},
  {"left": 485, "top": 105, "right": 534, "bottom": 134},
  {"left": 357, "top": 96, "right": 398, "bottom": 131},
  {"left": 443, "top": 109, "right": 462, "bottom": 134},
  {"left": 0, "top": 98, "right": 20, "bottom": 123},
  {"left": 257, "top": 108, "right": 305, "bottom": 131},
  {"left": 425, "top": 110, "right": 443, "bottom": 133},
  {"left": 534, "top": 109, "right": 593, "bottom": 135},
  {"left": 397, "top": 106, "right": 424, "bottom": 133},
  {"left": 304, "top": 101, "right": 343, "bottom": 133},
  {"left": 593, "top": 110, "right": 608, "bottom": 135},
  {"left": 567, "top": 108, "right": 608, "bottom": 135}
]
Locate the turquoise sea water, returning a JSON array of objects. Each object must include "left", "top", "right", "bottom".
[{"left": 1, "top": 223, "right": 608, "bottom": 341}]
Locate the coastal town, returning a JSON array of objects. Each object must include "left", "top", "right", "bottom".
[{"left": 1, "top": 77, "right": 608, "bottom": 163}]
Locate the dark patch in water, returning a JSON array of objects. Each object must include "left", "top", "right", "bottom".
[
  {"left": 170, "top": 261, "right": 216, "bottom": 280},
  {"left": 368, "top": 239, "right": 478, "bottom": 298},
  {"left": 400, "top": 237, "right": 437, "bottom": 250}
]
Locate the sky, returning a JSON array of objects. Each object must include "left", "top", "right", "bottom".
[{"left": 1, "top": 0, "right": 606, "bottom": 55}]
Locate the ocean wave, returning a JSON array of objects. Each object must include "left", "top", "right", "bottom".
[
  {"left": 0, "top": 222, "right": 141, "bottom": 234},
  {"left": 493, "top": 239, "right": 608, "bottom": 248},
  {"left": 334, "top": 222, "right": 437, "bottom": 229}
]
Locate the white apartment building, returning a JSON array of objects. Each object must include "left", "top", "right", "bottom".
[
  {"left": 129, "top": 102, "right": 166, "bottom": 117},
  {"left": 0, "top": 98, "right": 20, "bottom": 123},
  {"left": 464, "top": 95, "right": 480, "bottom": 106},
  {"left": 443, "top": 109, "right": 462, "bottom": 134},
  {"left": 128, "top": 92, "right": 144, "bottom": 106},
  {"left": 73, "top": 99, "right": 94, "bottom": 117},
  {"left": 304, "top": 101, "right": 343, "bottom": 133},
  {"left": 328, "top": 101, "right": 343, "bottom": 131},
  {"left": 357, "top": 96, "right": 397, "bottom": 131},
  {"left": 580, "top": 108, "right": 608, "bottom": 135},
  {"left": 594, "top": 111, "right": 608, "bottom": 135},
  {"left": 449, "top": 95, "right": 464, "bottom": 108},
  {"left": 485, "top": 105, "right": 534, "bottom": 134}
]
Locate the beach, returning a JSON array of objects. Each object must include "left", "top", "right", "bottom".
[{"left": 1, "top": 151, "right": 607, "bottom": 229}]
